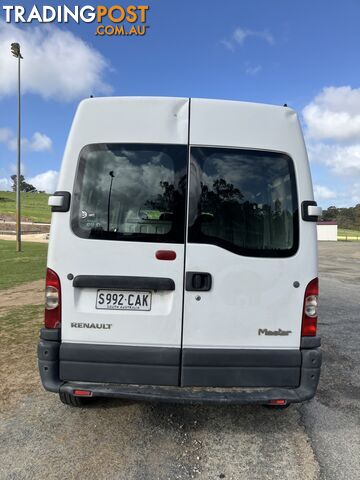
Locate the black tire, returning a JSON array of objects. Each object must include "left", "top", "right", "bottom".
[{"left": 59, "top": 391, "right": 90, "bottom": 407}]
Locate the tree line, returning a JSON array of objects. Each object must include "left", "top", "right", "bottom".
[
  {"left": 10, "top": 175, "right": 45, "bottom": 193},
  {"left": 321, "top": 204, "right": 360, "bottom": 230}
]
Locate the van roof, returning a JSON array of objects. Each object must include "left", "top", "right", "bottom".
[
  {"left": 79, "top": 95, "right": 294, "bottom": 113},
  {"left": 64, "top": 96, "right": 305, "bottom": 165}
]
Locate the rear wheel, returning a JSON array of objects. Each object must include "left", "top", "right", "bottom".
[{"left": 59, "top": 391, "right": 91, "bottom": 407}]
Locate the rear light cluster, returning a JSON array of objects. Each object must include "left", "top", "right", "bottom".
[
  {"left": 301, "top": 277, "right": 319, "bottom": 337},
  {"left": 268, "top": 399, "right": 287, "bottom": 405},
  {"left": 73, "top": 390, "right": 92, "bottom": 397},
  {"left": 44, "top": 268, "right": 61, "bottom": 328}
]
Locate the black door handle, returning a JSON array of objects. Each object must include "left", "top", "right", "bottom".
[{"left": 186, "top": 272, "right": 212, "bottom": 291}]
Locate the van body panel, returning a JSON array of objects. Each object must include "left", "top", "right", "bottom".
[
  {"left": 190, "top": 98, "right": 312, "bottom": 160},
  {"left": 40, "top": 97, "right": 320, "bottom": 397},
  {"left": 50, "top": 240, "right": 185, "bottom": 347},
  {"left": 182, "top": 244, "right": 312, "bottom": 349},
  {"left": 49, "top": 98, "right": 190, "bottom": 352},
  {"left": 182, "top": 99, "right": 317, "bottom": 353}
]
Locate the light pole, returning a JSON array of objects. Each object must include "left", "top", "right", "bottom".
[
  {"left": 11, "top": 42, "right": 23, "bottom": 252},
  {"left": 107, "top": 171, "right": 115, "bottom": 232}
]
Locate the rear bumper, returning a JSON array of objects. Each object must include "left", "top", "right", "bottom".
[{"left": 38, "top": 329, "right": 322, "bottom": 404}]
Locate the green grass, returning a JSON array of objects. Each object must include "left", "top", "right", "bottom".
[
  {"left": 0, "top": 190, "right": 50, "bottom": 223},
  {"left": 338, "top": 228, "right": 360, "bottom": 240},
  {"left": 0, "top": 304, "right": 43, "bottom": 345},
  {"left": 0, "top": 240, "right": 48, "bottom": 290},
  {"left": 0, "top": 304, "right": 43, "bottom": 327}
]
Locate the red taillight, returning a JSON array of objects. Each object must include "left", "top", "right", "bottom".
[
  {"left": 155, "top": 250, "right": 177, "bottom": 261},
  {"left": 44, "top": 268, "right": 61, "bottom": 328},
  {"left": 73, "top": 390, "right": 92, "bottom": 397},
  {"left": 268, "top": 399, "right": 287, "bottom": 405},
  {"left": 301, "top": 277, "right": 319, "bottom": 337}
]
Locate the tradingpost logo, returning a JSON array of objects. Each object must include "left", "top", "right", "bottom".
[{"left": 1, "top": 4, "right": 150, "bottom": 37}]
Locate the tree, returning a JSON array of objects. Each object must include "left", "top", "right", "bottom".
[
  {"left": 11, "top": 175, "right": 37, "bottom": 193},
  {"left": 321, "top": 204, "right": 360, "bottom": 230},
  {"left": 200, "top": 178, "right": 243, "bottom": 213},
  {"left": 145, "top": 180, "right": 184, "bottom": 213}
]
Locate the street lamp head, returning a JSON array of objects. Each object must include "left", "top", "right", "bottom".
[{"left": 11, "top": 42, "right": 23, "bottom": 59}]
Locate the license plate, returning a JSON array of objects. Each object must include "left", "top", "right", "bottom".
[{"left": 96, "top": 290, "right": 152, "bottom": 311}]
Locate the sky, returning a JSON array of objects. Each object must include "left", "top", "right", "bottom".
[{"left": 0, "top": 0, "right": 360, "bottom": 208}]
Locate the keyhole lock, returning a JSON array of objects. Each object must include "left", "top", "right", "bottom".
[{"left": 195, "top": 295, "right": 201, "bottom": 301}]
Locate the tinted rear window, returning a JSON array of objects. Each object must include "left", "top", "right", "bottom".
[
  {"left": 188, "top": 147, "right": 299, "bottom": 257},
  {"left": 71, "top": 144, "right": 188, "bottom": 243}
]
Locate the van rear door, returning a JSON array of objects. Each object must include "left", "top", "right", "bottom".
[
  {"left": 181, "top": 99, "right": 317, "bottom": 387},
  {"left": 51, "top": 98, "right": 189, "bottom": 386}
]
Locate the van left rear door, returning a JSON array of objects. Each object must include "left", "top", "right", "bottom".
[{"left": 51, "top": 98, "right": 189, "bottom": 386}]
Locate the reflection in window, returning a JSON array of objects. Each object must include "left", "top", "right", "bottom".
[
  {"left": 188, "top": 147, "right": 298, "bottom": 257},
  {"left": 71, "top": 144, "right": 187, "bottom": 243}
]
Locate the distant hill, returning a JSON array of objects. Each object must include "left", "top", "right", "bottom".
[
  {"left": 321, "top": 204, "right": 360, "bottom": 231},
  {"left": 0, "top": 191, "right": 50, "bottom": 223}
]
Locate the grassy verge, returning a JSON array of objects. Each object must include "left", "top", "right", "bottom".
[
  {"left": 338, "top": 228, "right": 360, "bottom": 241},
  {"left": 0, "top": 304, "right": 43, "bottom": 341},
  {"left": 0, "top": 303, "right": 43, "bottom": 408},
  {"left": 0, "top": 191, "right": 50, "bottom": 223},
  {"left": 0, "top": 240, "right": 48, "bottom": 290}
]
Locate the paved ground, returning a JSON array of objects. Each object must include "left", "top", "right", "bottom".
[{"left": 0, "top": 242, "right": 359, "bottom": 479}]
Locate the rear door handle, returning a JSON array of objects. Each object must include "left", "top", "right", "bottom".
[{"left": 186, "top": 272, "right": 212, "bottom": 291}]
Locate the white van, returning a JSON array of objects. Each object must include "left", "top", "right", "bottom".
[{"left": 38, "top": 97, "right": 322, "bottom": 408}]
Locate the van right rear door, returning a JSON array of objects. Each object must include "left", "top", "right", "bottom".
[{"left": 181, "top": 99, "right": 317, "bottom": 387}]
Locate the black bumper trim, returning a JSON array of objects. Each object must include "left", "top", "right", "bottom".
[
  {"left": 59, "top": 343, "right": 181, "bottom": 386},
  {"left": 38, "top": 339, "right": 62, "bottom": 393},
  {"left": 301, "top": 336, "right": 321, "bottom": 349},
  {"left": 38, "top": 339, "right": 60, "bottom": 361},
  {"left": 39, "top": 359, "right": 62, "bottom": 393},
  {"left": 182, "top": 348, "right": 301, "bottom": 366},
  {"left": 38, "top": 331, "right": 62, "bottom": 393},
  {"left": 40, "top": 327, "right": 61, "bottom": 342},
  {"left": 60, "top": 361, "right": 179, "bottom": 386},
  {"left": 181, "top": 348, "right": 301, "bottom": 387},
  {"left": 38, "top": 337, "right": 322, "bottom": 402},
  {"left": 58, "top": 344, "right": 302, "bottom": 388},
  {"left": 59, "top": 348, "right": 321, "bottom": 405},
  {"left": 181, "top": 366, "right": 300, "bottom": 388},
  {"left": 60, "top": 343, "right": 180, "bottom": 365}
]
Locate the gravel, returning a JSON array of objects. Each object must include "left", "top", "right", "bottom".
[{"left": 0, "top": 242, "right": 359, "bottom": 480}]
